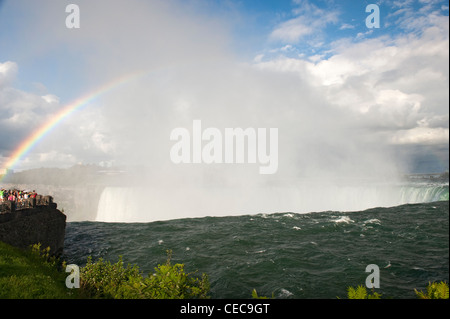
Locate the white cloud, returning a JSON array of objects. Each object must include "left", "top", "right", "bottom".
[
  {"left": 0, "top": 61, "right": 117, "bottom": 169},
  {"left": 269, "top": 1, "right": 338, "bottom": 43},
  {"left": 253, "top": 54, "right": 264, "bottom": 63},
  {"left": 308, "top": 54, "right": 324, "bottom": 63},
  {"left": 1, "top": 63, "right": 61, "bottom": 133},
  {"left": 256, "top": 17, "right": 449, "bottom": 146},
  {"left": 280, "top": 44, "right": 294, "bottom": 52},
  {"left": 270, "top": 17, "right": 313, "bottom": 42},
  {"left": 0, "top": 61, "right": 17, "bottom": 87},
  {"left": 356, "top": 30, "right": 373, "bottom": 40},
  {"left": 339, "top": 23, "right": 355, "bottom": 30},
  {"left": 390, "top": 127, "right": 449, "bottom": 145},
  {"left": 41, "top": 94, "right": 59, "bottom": 105},
  {"left": 387, "top": 0, "right": 448, "bottom": 32}
]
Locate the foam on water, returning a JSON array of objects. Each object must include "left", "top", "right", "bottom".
[{"left": 65, "top": 201, "right": 449, "bottom": 298}]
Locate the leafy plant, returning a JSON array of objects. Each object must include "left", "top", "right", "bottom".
[
  {"left": 139, "top": 258, "right": 210, "bottom": 299},
  {"left": 415, "top": 281, "right": 449, "bottom": 299},
  {"left": 347, "top": 285, "right": 382, "bottom": 299},
  {"left": 30, "top": 243, "right": 51, "bottom": 260},
  {"left": 251, "top": 289, "right": 274, "bottom": 299},
  {"left": 80, "top": 250, "right": 210, "bottom": 299},
  {"left": 80, "top": 255, "right": 142, "bottom": 298},
  {"left": 29, "top": 243, "right": 62, "bottom": 269}
]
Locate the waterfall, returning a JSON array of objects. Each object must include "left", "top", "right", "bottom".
[{"left": 95, "top": 183, "right": 449, "bottom": 223}]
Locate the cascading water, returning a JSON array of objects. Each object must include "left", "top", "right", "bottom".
[
  {"left": 95, "top": 182, "right": 449, "bottom": 223},
  {"left": 399, "top": 184, "right": 449, "bottom": 203}
]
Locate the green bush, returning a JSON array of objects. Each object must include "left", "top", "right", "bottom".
[
  {"left": 1, "top": 242, "right": 209, "bottom": 299},
  {"left": 415, "top": 281, "right": 449, "bottom": 299},
  {"left": 80, "top": 250, "right": 210, "bottom": 299},
  {"left": 79, "top": 256, "right": 141, "bottom": 298},
  {"left": 29, "top": 243, "right": 62, "bottom": 269},
  {"left": 346, "top": 285, "right": 382, "bottom": 299},
  {"left": 343, "top": 281, "right": 449, "bottom": 299},
  {"left": 251, "top": 289, "right": 274, "bottom": 299}
]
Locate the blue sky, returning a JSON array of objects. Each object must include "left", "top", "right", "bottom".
[
  {"left": 1, "top": 0, "right": 448, "bottom": 100},
  {"left": 0, "top": 0, "right": 449, "bottom": 176}
]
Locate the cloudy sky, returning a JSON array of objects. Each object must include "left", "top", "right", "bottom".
[{"left": 0, "top": 0, "right": 448, "bottom": 179}]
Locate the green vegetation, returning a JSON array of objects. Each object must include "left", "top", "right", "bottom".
[
  {"left": 0, "top": 242, "right": 73, "bottom": 299},
  {"left": 415, "top": 281, "right": 449, "bottom": 299},
  {"left": 0, "top": 242, "right": 209, "bottom": 299},
  {"left": 80, "top": 250, "right": 210, "bottom": 299},
  {"left": 345, "top": 285, "right": 382, "bottom": 299},
  {"left": 251, "top": 289, "right": 274, "bottom": 299},
  {"left": 343, "top": 282, "right": 449, "bottom": 299}
]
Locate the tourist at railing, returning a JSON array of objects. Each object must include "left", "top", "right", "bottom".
[
  {"left": 0, "top": 189, "right": 43, "bottom": 211},
  {"left": 1, "top": 189, "right": 38, "bottom": 202}
]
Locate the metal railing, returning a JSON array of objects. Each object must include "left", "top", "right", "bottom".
[{"left": 0, "top": 195, "right": 54, "bottom": 213}]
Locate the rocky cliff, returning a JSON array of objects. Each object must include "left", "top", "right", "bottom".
[{"left": 0, "top": 199, "right": 66, "bottom": 257}]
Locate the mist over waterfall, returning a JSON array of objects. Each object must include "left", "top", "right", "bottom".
[
  {"left": 95, "top": 182, "right": 449, "bottom": 223},
  {"left": 2, "top": 1, "right": 443, "bottom": 225}
]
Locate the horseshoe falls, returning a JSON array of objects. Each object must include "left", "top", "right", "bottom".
[{"left": 95, "top": 182, "right": 449, "bottom": 223}]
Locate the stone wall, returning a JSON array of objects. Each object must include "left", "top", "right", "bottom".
[{"left": 0, "top": 202, "right": 66, "bottom": 257}]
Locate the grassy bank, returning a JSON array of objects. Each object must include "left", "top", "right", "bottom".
[
  {"left": 0, "top": 242, "right": 209, "bottom": 299},
  {"left": 0, "top": 241, "right": 76, "bottom": 299}
]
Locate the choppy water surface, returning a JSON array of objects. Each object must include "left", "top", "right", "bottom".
[{"left": 64, "top": 200, "right": 449, "bottom": 299}]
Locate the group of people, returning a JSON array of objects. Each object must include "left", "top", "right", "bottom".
[{"left": 0, "top": 188, "right": 38, "bottom": 203}]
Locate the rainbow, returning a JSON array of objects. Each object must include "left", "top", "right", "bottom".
[{"left": 0, "top": 70, "right": 145, "bottom": 182}]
